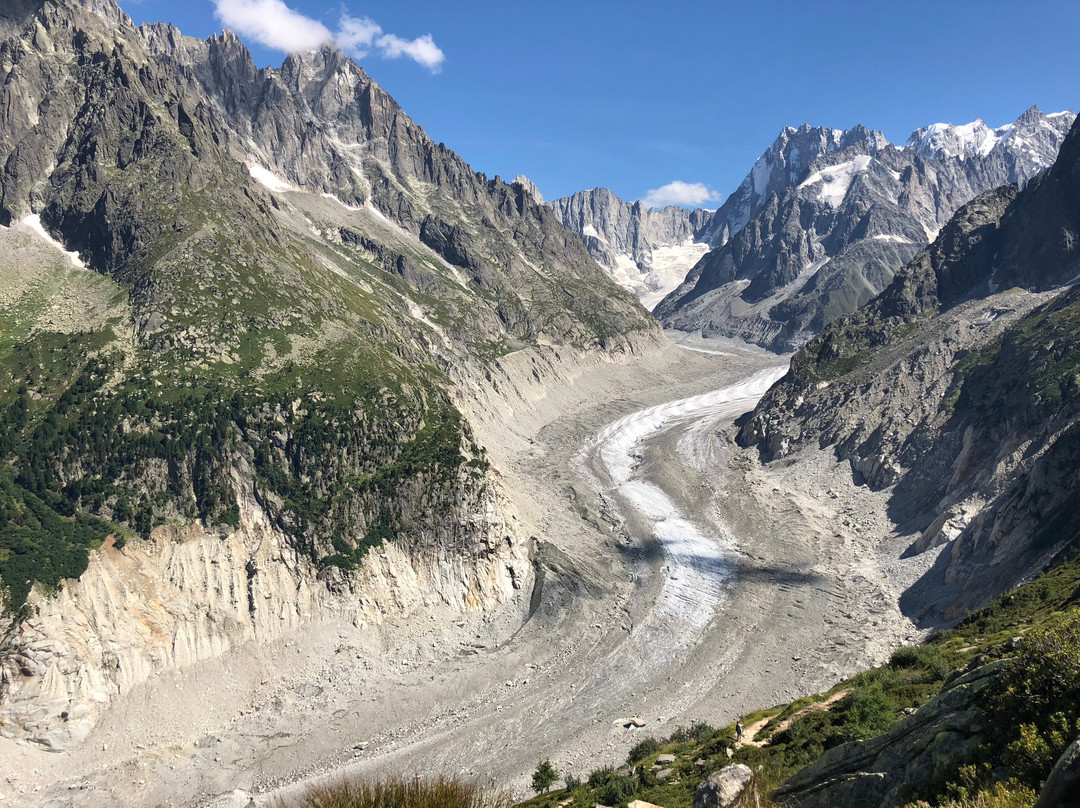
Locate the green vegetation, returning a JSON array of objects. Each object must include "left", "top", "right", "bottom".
[
  {"left": 627, "top": 737, "right": 662, "bottom": 765},
  {"left": 515, "top": 558, "right": 1080, "bottom": 808},
  {"left": 947, "top": 286, "right": 1080, "bottom": 418},
  {"left": 531, "top": 761, "right": 558, "bottom": 795},
  {"left": 275, "top": 774, "right": 510, "bottom": 808}
]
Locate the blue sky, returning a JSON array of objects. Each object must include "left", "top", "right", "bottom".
[{"left": 119, "top": 0, "right": 1079, "bottom": 207}]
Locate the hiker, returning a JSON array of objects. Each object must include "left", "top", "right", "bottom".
[{"left": 736, "top": 719, "right": 744, "bottom": 743}]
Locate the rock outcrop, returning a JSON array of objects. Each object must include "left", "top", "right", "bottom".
[
  {"left": 1034, "top": 735, "right": 1080, "bottom": 808},
  {"left": 777, "top": 663, "right": 1003, "bottom": 808},
  {"left": 693, "top": 764, "right": 759, "bottom": 808}
]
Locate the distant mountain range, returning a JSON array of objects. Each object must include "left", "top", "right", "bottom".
[{"left": 552, "top": 107, "right": 1074, "bottom": 350}]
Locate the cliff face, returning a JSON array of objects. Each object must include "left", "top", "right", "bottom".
[
  {"left": 548, "top": 187, "right": 713, "bottom": 310},
  {"left": 738, "top": 116, "right": 1080, "bottom": 619},
  {"left": 0, "top": 0, "right": 656, "bottom": 749},
  {"left": 2, "top": 480, "right": 527, "bottom": 749}
]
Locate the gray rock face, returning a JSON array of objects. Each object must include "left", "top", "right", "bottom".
[
  {"left": 693, "top": 764, "right": 758, "bottom": 808},
  {"left": 777, "top": 662, "right": 1003, "bottom": 808},
  {"left": 0, "top": 0, "right": 654, "bottom": 351},
  {"left": 548, "top": 187, "right": 713, "bottom": 309},
  {"left": 739, "top": 115, "right": 1080, "bottom": 619},
  {"left": 703, "top": 124, "right": 891, "bottom": 247},
  {"left": 1035, "top": 735, "right": 1080, "bottom": 808},
  {"left": 512, "top": 174, "right": 544, "bottom": 204},
  {"left": 0, "top": 0, "right": 656, "bottom": 749},
  {"left": 655, "top": 108, "right": 1075, "bottom": 351}
]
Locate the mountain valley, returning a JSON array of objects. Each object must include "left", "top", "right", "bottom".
[{"left": 0, "top": 2, "right": 1079, "bottom": 808}]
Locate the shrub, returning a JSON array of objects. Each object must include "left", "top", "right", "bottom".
[
  {"left": 563, "top": 774, "right": 581, "bottom": 791},
  {"left": 586, "top": 766, "right": 615, "bottom": 789},
  {"left": 598, "top": 776, "right": 636, "bottom": 806},
  {"left": 985, "top": 610, "right": 1080, "bottom": 787},
  {"left": 688, "top": 721, "right": 718, "bottom": 744},
  {"left": 889, "top": 644, "right": 951, "bottom": 680},
  {"left": 841, "top": 682, "right": 896, "bottom": 740},
  {"left": 626, "top": 737, "right": 660, "bottom": 765}
]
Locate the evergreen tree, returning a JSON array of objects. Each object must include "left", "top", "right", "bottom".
[{"left": 532, "top": 759, "right": 558, "bottom": 794}]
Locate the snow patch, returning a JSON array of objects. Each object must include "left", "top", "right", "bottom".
[
  {"left": 581, "top": 224, "right": 602, "bottom": 241},
  {"left": 750, "top": 154, "right": 772, "bottom": 202},
  {"left": 17, "top": 215, "right": 85, "bottom": 268},
  {"left": 871, "top": 234, "right": 912, "bottom": 244},
  {"left": 906, "top": 119, "right": 1017, "bottom": 160},
  {"left": 797, "top": 155, "right": 872, "bottom": 207},
  {"left": 320, "top": 192, "right": 361, "bottom": 212},
  {"left": 248, "top": 164, "right": 297, "bottom": 194},
  {"left": 640, "top": 242, "right": 711, "bottom": 310}
]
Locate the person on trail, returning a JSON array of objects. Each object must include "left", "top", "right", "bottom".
[{"left": 736, "top": 719, "right": 744, "bottom": 743}]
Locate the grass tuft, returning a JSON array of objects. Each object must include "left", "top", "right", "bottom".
[{"left": 277, "top": 774, "right": 511, "bottom": 808}]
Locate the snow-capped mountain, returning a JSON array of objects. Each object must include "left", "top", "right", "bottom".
[
  {"left": 654, "top": 106, "right": 1076, "bottom": 351},
  {"left": 547, "top": 188, "right": 713, "bottom": 310},
  {"left": 700, "top": 123, "right": 891, "bottom": 246}
]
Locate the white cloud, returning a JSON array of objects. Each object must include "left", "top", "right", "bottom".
[
  {"left": 211, "top": 1, "right": 445, "bottom": 73},
  {"left": 213, "top": 0, "right": 332, "bottom": 53},
  {"left": 374, "top": 32, "right": 444, "bottom": 72},
  {"left": 640, "top": 181, "right": 721, "bottom": 210},
  {"left": 335, "top": 14, "right": 382, "bottom": 57},
  {"left": 335, "top": 14, "right": 445, "bottom": 72}
]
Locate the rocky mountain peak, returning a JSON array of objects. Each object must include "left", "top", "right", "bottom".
[
  {"left": 697, "top": 123, "right": 889, "bottom": 249},
  {"left": 905, "top": 106, "right": 1075, "bottom": 163},
  {"left": 512, "top": 174, "right": 544, "bottom": 205}
]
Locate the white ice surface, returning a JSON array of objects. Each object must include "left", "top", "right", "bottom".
[
  {"left": 248, "top": 164, "right": 297, "bottom": 193},
  {"left": 581, "top": 367, "right": 787, "bottom": 634},
  {"left": 17, "top": 215, "right": 86, "bottom": 268},
  {"left": 871, "top": 234, "right": 912, "bottom": 244},
  {"left": 797, "top": 155, "right": 872, "bottom": 207}
]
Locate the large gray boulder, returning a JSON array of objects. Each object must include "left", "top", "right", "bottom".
[
  {"left": 1034, "top": 735, "right": 1080, "bottom": 808},
  {"left": 693, "top": 764, "right": 758, "bottom": 808}
]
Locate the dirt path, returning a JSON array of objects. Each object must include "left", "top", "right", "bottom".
[{"left": 740, "top": 689, "right": 851, "bottom": 748}]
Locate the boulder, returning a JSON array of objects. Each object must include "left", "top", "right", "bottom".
[
  {"left": 693, "top": 765, "right": 757, "bottom": 808},
  {"left": 1034, "top": 735, "right": 1080, "bottom": 808},
  {"left": 656, "top": 753, "right": 676, "bottom": 765},
  {"left": 627, "top": 801, "right": 665, "bottom": 808}
]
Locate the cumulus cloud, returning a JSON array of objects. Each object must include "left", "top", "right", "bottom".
[
  {"left": 213, "top": 0, "right": 332, "bottom": 52},
  {"left": 640, "top": 181, "right": 721, "bottom": 209},
  {"left": 336, "top": 13, "right": 445, "bottom": 72},
  {"left": 212, "top": 1, "right": 445, "bottom": 72},
  {"left": 374, "top": 32, "right": 444, "bottom": 71}
]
